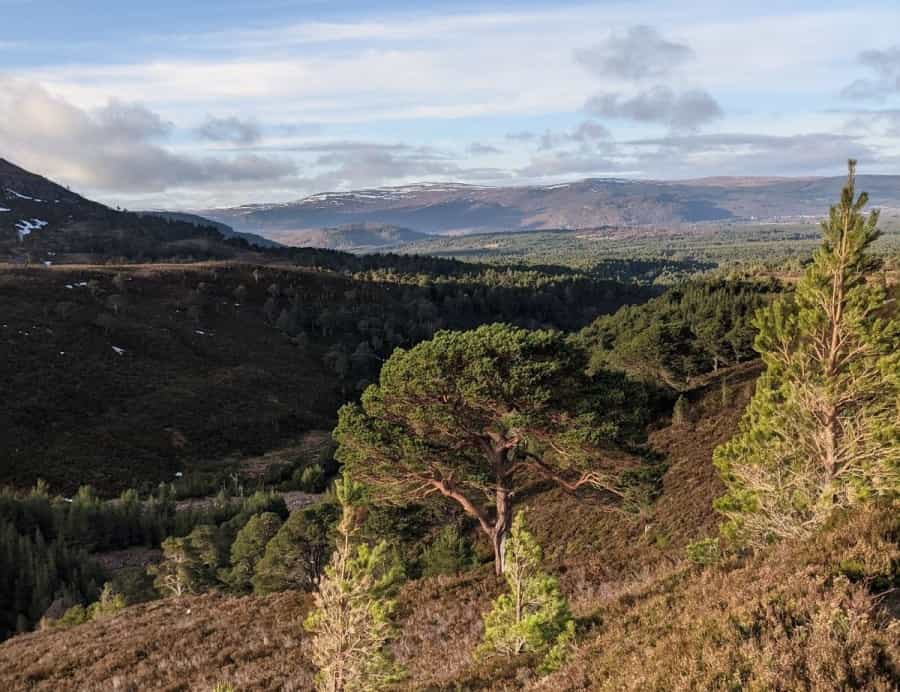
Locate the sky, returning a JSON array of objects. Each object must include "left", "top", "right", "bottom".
[{"left": 2, "top": 0, "right": 900, "bottom": 209}]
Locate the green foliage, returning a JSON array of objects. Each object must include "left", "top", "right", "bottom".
[
  {"left": 304, "top": 477, "right": 405, "bottom": 691},
  {"left": 686, "top": 538, "right": 721, "bottom": 566},
  {"left": 252, "top": 503, "right": 339, "bottom": 595},
  {"left": 539, "top": 619, "right": 576, "bottom": 674},
  {"left": 149, "top": 524, "right": 221, "bottom": 598},
  {"left": 581, "top": 278, "right": 771, "bottom": 388},
  {"left": 477, "top": 512, "right": 574, "bottom": 674},
  {"left": 86, "top": 583, "right": 127, "bottom": 620},
  {"left": 294, "top": 464, "right": 326, "bottom": 493},
  {"left": 335, "top": 323, "right": 652, "bottom": 572},
  {"left": 51, "top": 583, "right": 125, "bottom": 630},
  {"left": 53, "top": 604, "right": 90, "bottom": 629},
  {"left": 714, "top": 162, "right": 900, "bottom": 547},
  {"left": 223, "top": 512, "right": 283, "bottom": 592},
  {"left": 0, "top": 483, "right": 105, "bottom": 640},
  {"left": 420, "top": 525, "right": 475, "bottom": 578}
]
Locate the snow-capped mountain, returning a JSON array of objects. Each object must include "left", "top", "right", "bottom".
[{"left": 198, "top": 175, "right": 900, "bottom": 245}]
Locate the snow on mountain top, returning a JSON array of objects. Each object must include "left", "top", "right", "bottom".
[{"left": 299, "top": 182, "right": 493, "bottom": 206}]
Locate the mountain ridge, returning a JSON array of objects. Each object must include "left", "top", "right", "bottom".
[{"left": 197, "top": 174, "right": 900, "bottom": 244}]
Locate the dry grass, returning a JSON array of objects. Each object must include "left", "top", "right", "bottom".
[
  {"left": 2, "top": 369, "right": 895, "bottom": 691},
  {"left": 534, "top": 508, "right": 899, "bottom": 692},
  {"left": 0, "top": 592, "right": 317, "bottom": 691}
]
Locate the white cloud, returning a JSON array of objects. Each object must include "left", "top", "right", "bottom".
[{"left": 0, "top": 77, "right": 295, "bottom": 193}]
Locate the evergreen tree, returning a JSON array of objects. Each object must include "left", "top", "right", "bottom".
[
  {"left": 335, "top": 324, "right": 651, "bottom": 574},
  {"left": 224, "top": 512, "right": 282, "bottom": 592},
  {"left": 252, "top": 503, "right": 338, "bottom": 595},
  {"left": 419, "top": 524, "right": 474, "bottom": 578},
  {"left": 477, "top": 512, "right": 574, "bottom": 672},
  {"left": 150, "top": 536, "right": 202, "bottom": 598},
  {"left": 714, "top": 161, "right": 900, "bottom": 546},
  {"left": 304, "top": 477, "right": 405, "bottom": 692}
]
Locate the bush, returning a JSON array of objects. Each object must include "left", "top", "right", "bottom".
[
  {"left": 420, "top": 525, "right": 474, "bottom": 577},
  {"left": 477, "top": 512, "right": 574, "bottom": 674},
  {"left": 686, "top": 537, "right": 721, "bottom": 566},
  {"left": 294, "top": 464, "right": 326, "bottom": 493}
]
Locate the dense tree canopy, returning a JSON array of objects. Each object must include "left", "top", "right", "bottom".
[
  {"left": 580, "top": 279, "right": 772, "bottom": 388},
  {"left": 334, "top": 323, "right": 652, "bottom": 573}
]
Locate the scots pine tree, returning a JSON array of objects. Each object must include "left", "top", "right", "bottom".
[
  {"left": 252, "top": 503, "right": 338, "bottom": 595},
  {"left": 477, "top": 512, "right": 575, "bottom": 672},
  {"left": 335, "top": 324, "right": 651, "bottom": 574},
  {"left": 223, "top": 512, "right": 282, "bottom": 592},
  {"left": 714, "top": 161, "right": 900, "bottom": 546},
  {"left": 304, "top": 477, "right": 405, "bottom": 692}
]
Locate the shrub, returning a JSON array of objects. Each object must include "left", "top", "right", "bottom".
[
  {"left": 686, "top": 537, "right": 721, "bottom": 566},
  {"left": 477, "top": 512, "right": 574, "bottom": 674},
  {"left": 420, "top": 525, "right": 474, "bottom": 577}
]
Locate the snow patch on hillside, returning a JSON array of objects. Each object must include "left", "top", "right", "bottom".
[
  {"left": 6, "top": 189, "right": 43, "bottom": 202},
  {"left": 15, "top": 218, "right": 48, "bottom": 240}
]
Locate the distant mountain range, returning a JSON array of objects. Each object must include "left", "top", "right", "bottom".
[
  {"left": 249, "top": 222, "right": 428, "bottom": 250},
  {"left": 198, "top": 176, "right": 900, "bottom": 244},
  {"left": 4, "top": 156, "right": 900, "bottom": 257}
]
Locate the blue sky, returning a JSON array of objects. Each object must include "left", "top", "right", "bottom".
[{"left": 1, "top": 0, "right": 899, "bottom": 208}]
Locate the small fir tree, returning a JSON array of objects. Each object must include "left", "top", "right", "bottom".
[
  {"left": 477, "top": 511, "right": 575, "bottom": 672},
  {"left": 420, "top": 524, "right": 474, "bottom": 578},
  {"left": 714, "top": 161, "right": 900, "bottom": 546},
  {"left": 304, "top": 477, "right": 405, "bottom": 692}
]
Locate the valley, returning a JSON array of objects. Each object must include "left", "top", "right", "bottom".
[{"left": 0, "top": 157, "right": 897, "bottom": 691}]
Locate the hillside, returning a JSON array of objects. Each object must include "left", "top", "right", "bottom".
[
  {"left": 269, "top": 223, "right": 429, "bottom": 251},
  {"left": 0, "top": 158, "right": 253, "bottom": 263},
  {"left": 0, "top": 370, "right": 751, "bottom": 689},
  {"left": 199, "top": 175, "right": 900, "bottom": 243},
  {"left": 139, "top": 211, "right": 284, "bottom": 249},
  {"left": 2, "top": 369, "right": 894, "bottom": 691},
  {"left": 0, "top": 261, "right": 651, "bottom": 494}
]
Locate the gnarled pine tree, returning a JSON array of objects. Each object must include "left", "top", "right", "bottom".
[
  {"left": 334, "top": 324, "right": 651, "bottom": 574},
  {"left": 714, "top": 161, "right": 899, "bottom": 546}
]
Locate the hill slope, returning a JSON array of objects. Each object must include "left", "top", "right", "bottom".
[
  {"left": 270, "top": 222, "right": 429, "bottom": 250},
  {"left": 0, "top": 158, "right": 251, "bottom": 263},
  {"left": 199, "top": 175, "right": 900, "bottom": 242},
  {"left": 2, "top": 369, "right": 894, "bottom": 690}
]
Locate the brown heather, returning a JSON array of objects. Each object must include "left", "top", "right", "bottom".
[{"left": 0, "top": 365, "right": 896, "bottom": 690}]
